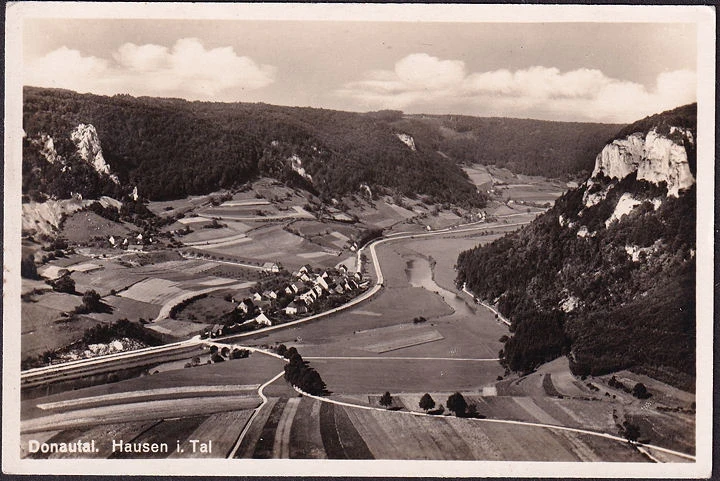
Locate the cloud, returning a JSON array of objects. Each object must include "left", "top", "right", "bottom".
[
  {"left": 337, "top": 54, "right": 696, "bottom": 122},
  {"left": 25, "top": 38, "right": 277, "bottom": 100}
]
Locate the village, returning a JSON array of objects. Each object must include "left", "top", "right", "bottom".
[{"left": 203, "top": 263, "right": 369, "bottom": 338}]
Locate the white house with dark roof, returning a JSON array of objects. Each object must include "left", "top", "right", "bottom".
[{"left": 254, "top": 312, "right": 272, "bottom": 326}]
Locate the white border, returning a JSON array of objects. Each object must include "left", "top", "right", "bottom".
[{"left": 3, "top": 3, "right": 715, "bottom": 477}]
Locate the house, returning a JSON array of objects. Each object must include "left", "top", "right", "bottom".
[
  {"left": 262, "top": 290, "right": 278, "bottom": 300},
  {"left": 313, "top": 285, "right": 323, "bottom": 297},
  {"left": 348, "top": 278, "right": 359, "bottom": 290},
  {"left": 284, "top": 302, "right": 308, "bottom": 315},
  {"left": 338, "top": 264, "right": 348, "bottom": 274},
  {"left": 314, "top": 276, "right": 329, "bottom": 291},
  {"left": 237, "top": 299, "right": 254, "bottom": 314},
  {"left": 299, "top": 272, "right": 311, "bottom": 282},
  {"left": 252, "top": 292, "right": 262, "bottom": 302},
  {"left": 353, "top": 272, "right": 362, "bottom": 281},
  {"left": 334, "top": 285, "right": 345, "bottom": 294},
  {"left": 299, "top": 264, "right": 313, "bottom": 275},
  {"left": 263, "top": 262, "right": 280, "bottom": 273},
  {"left": 254, "top": 312, "right": 272, "bottom": 326},
  {"left": 299, "top": 290, "right": 316, "bottom": 305},
  {"left": 285, "top": 285, "right": 294, "bottom": 295},
  {"left": 321, "top": 271, "right": 329, "bottom": 279}
]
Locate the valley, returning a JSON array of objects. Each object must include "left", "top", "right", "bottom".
[
  {"left": 15, "top": 87, "right": 697, "bottom": 465},
  {"left": 18, "top": 163, "right": 695, "bottom": 463}
]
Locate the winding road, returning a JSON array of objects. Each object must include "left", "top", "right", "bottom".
[{"left": 20, "top": 213, "right": 695, "bottom": 462}]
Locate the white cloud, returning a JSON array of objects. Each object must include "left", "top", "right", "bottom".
[
  {"left": 337, "top": 54, "right": 696, "bottom": 122},
  {"left": 25, "top": 38, "right": 277, "bottom": 100}
]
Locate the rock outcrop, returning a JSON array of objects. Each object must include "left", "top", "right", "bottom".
[
  {"left": 70, "top": 124, "right": 119, "bottom": 184},
  {"left": 591, "top": 128, "right": 694, "bottom": 197},
  {"left": 396, "top": 133, "right": 416, "bottom": 151}
]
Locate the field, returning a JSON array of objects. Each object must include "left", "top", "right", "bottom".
[
  {"left": 226, "top": 394, "right": 651, "bottom": 461},
  {"left": 20, "top": 352, "right": 286, "bottom": 456},
  {"left": 309, "top": 358, "right": 502, "bottom": 394},
  {"left": 59, "top": 210, "right": 132, "bottom": 244}
]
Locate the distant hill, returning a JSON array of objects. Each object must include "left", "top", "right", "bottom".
[
  {"left": 456, "top": 104, "right": 696, "bottom": 390},
  {"left": 392, "top": 114, "right": 620, "bottom": 179},
  {"left": 23, "top": 87, "right": 484, "bottom": 206},
  {"left": 23, "top": 87, "right": 620, "bottom": 207}
]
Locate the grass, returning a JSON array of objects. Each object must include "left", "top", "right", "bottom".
[
  {"left": 311, "top": 358, "right": 502, "bottom": 394},
  {"left": 59, "top": 211, "right": 131, "bottom": 244},
  {"left": 318, "top": 402, "right": 373, "bottom": 459},
  {"left": 288, "top": 397, "right": 326, "bottom": 459},
  {"left": 167, "top": 410, "right": 254, "bottom": 458},
  {"left": 252, "top": 397, "right": 287, "bottom": 458}
]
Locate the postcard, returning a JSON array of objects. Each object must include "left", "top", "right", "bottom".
[{"left": 3, "top": 2, "right": 714, "bottom": 477}]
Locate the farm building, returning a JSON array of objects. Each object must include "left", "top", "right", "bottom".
[
  {"left": 127, "top": 244, "right": 145, "bottom": 252},
  {"left": 262, "top": 262, "right": 280, "bottom": 272},
  {"left": 254, "top": 312, "right": 272, "bottom": 326}
]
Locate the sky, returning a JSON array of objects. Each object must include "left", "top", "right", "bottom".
[{"left": 23, "top": 19, "right": 697, "bottom": 123}]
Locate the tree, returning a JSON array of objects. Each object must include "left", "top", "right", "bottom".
[
  {"left": 622, "top": 420, "right": 641, "bottom": 442},
  {"left": 81, "top": 290, "right": 102, "bottom": 312},
  {"left": 632, "top": 382, "right": 651, "bottom": 399},
  {"left": 276, "top": 344, "right": 288, "bottom": 357},
  {"left": 447, "top": 392, "right": 468, "bottom": 417},
  {"left": 419, "top": 393, "right": 435, "bottom": 412},
  {"left": 52, "top": 274, "right": 75, "bottom": 294},
  {"left": 21, "top": 255, "right": 39, "bottom": 279},
  {"left": 379, "top": 391, "right": 393, "bottom": 409}
]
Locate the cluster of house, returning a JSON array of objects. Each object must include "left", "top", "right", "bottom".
[
  {"left": 233, "top": 264, "right": 368, "bottom": 327},
  {"left": 108, "top": 233, "right": 152, "bottom": 252}
]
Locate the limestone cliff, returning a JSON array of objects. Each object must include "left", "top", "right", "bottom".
[
  {"left": 70, "top": 124, "right": 120, "bottom": 184},
  {"left": 591, "top": 127, "right": 694, "bottom": 197}
]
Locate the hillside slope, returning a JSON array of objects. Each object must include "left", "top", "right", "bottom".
[
  {"left": 456, "top": 104, "right": 696, "bottom": 390},
  {"left": 23, "top": 87, "right": 484, "bottom": 206},
  {"left": 23, "top": 87, "right": 619, "bottom": 206}
]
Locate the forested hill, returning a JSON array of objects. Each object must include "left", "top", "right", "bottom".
[
  {"left": 456, "top": 104, "right": 697, "bottom": 390},
  {"left": 23, "top": 87, "right": 482, "bottom": 205},
  {"left": 392, "top": 114, "right": 620, "bottom": 179},
  {"left": 23, "top": 87, "right": 618, "bottom": 204}
]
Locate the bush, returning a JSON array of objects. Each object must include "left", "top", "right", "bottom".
[
  {"left": 21, "top": 255, "right": 39, "bottom": 279},
  {"left": 419, "top": 393, "right": 435, "bottom": 412},
  {"left": 211, "top": 353, "right": 225, "bottom": 363},
  {"left": 632, "top": 382, "right": 651, "bottom": 399},
  {"left": 51, "top": 274, "right": 75, "bottom": 294},
  {"left": 379, "top": 391, "right": 393, "bottom": 408},
  {"left": 447, "top": 392, "right": 468, "bottom": 417}
]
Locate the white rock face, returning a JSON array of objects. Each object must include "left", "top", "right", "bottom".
[
  {"left": 591, "top": 128, "right": 694, "bottom": 197},
  {"left": 289, "top": 154, "right": 312, "bottom": 182},
  {"left": 605, "top": 193, "right": 642, "bottom": 228},
  {"left": 38, "top": 134, "right": 60, "bottom": 164},
  {"left": 71, "top": 124, "right": 119, "bottom": 183},
  {"left": 582, "top": 180, "right": 611, "bottom": 208},
  {"left": 396, "top": 133, "right": 416, "bottom": 151},
  {"left": 560, "top": 296, "right": 580, "bottom": 313}
]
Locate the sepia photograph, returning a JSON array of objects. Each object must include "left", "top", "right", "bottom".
[{"left": 2, "top": 2, "right": 715, "bottom": 477}]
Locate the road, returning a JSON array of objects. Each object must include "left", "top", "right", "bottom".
[{"left": 20, "top": 215, "right": 531, "bottom": 382}]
